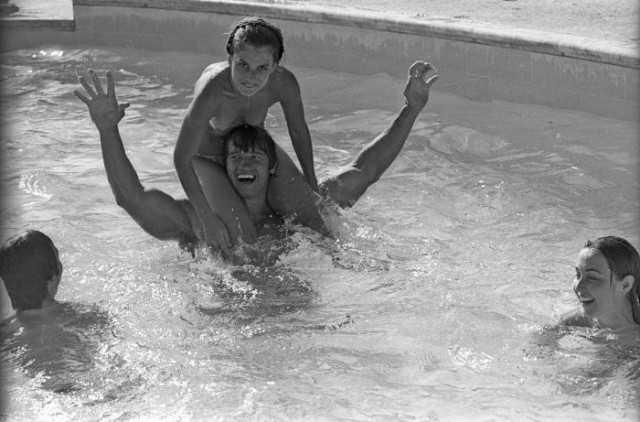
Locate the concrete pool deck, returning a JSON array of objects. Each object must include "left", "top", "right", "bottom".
[
  {"left": 1, "top": 0, "right": 638, "bottom": 121},
  {"left": 2, "top": 0, "right": 638, "bottom": 42},
  {"left": 1, "top": 0, "right": 638, "bottom": 68}
]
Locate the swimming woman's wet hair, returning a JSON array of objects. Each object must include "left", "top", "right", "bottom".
[
  {"left": 226, "top": 17, "right": 285, "bottom": 64},
  {"left": 223, "top": 124, "right": 278, "bottom": 171},
  {"left": 0, "top": 230, "right": 61, "bottom": 311},
  {"left": 583, "top": 236, "right": 640, "bottom": 324}
]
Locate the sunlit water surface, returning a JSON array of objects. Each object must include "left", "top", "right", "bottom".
[{"left": 1, "top": 47, "right": 639, "bottom": 421}]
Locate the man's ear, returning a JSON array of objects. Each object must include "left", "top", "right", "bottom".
[
  {"left": 46, "top": 274, "right": 60, "bottom": 299},
  {"left": 269, "top": 161, "right": 278, "bottom": 176},
  {"left": 620, "top": 275, "right": 635, "bottom": 295}
]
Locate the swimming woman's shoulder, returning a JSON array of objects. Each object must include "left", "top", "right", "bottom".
[{"left": 558, "top": 309, "right": 594, "bottom": 328}]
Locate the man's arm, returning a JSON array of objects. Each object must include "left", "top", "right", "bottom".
[
  {"left": 319, "top": 62, "right": 439, "bottom": 207},
  {"left": 74, "top": 70, "right": 201, "bottom": 251}
]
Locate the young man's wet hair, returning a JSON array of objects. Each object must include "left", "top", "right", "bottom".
[
  {"left": 223, "top": 124, "right": 279, "bottom": 171},
  {"left": 0, "top": 230, "right": 62, "bottom": 310}
]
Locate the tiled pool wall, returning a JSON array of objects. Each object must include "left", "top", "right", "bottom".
[{"left": 2, "top": 0, "right": 639, "bottom": 122}]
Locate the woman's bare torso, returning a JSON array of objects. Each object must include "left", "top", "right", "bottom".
[{"left": 196, "top": 62, "right": 281, "bottom": 156}]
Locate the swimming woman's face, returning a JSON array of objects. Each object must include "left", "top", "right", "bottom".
[
  {"left": 573, "top": 248, "right": 624, "bottom": 320},
  {"left": 229, "top": 44, "right": 276, "bottom": 97}
]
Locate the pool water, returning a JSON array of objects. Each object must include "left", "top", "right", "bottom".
[{"left": 1, "top": 46, "right": 639, "bottom": 421}]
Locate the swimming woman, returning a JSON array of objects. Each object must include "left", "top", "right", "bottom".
[
  {"left": 560, "top": 236, "right": 640, "bottom": 338},
  {"left": 173, "top": 17, "right": 326, "bottom": 255}
]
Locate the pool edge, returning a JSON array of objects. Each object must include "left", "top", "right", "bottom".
[
  {"left": 2, "top": 0, "right": 638, "bottom": 69},
  {"left": 1, "top": 0, "right": 639, "bottom": 121}
]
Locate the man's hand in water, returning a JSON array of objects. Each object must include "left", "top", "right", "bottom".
[
  {"left": 403, "top": 61, "right": 439, "bottom": 110},
  {"left": 74, "top": 69, "right": 130, "bottom": 132}
]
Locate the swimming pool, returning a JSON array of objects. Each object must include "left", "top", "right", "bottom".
[
  {"left": 1, "top": 2, "right": 639, "bottom": 421},
  {"left": 1, "top": 41, "right": 638, "bottom": 420}
]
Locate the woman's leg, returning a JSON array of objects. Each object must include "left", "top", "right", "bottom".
[
  {"left": 193, "top": 156, "right": 258, "bottom": 246},
  {"left": 267, "top": 145, "right": 331, "bottom": 237}
]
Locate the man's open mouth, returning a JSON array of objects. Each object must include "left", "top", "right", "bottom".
[{"left": 236, "top": 174, "right": 256, "bottom": 182}]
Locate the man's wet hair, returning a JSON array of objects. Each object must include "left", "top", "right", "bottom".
[
  {"left": 223, "top": 124, "right": 278, "bottom": 171},
  {"left": 0, "top": 230, "right": 60, "bottom": 310}
]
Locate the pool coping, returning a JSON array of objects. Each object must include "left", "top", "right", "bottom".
[
  {"left": 0, "top": 0, "right": 74, "bottom": 31},
  {"left": 1, "top": 0, "right": 638, "bottom": 70}
]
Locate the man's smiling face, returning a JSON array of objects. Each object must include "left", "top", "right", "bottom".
[{"left": 225, "top": 142, "right": 272, "bottom": 200}]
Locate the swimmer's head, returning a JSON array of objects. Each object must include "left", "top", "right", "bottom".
[
  {"left": 226, "top": 17, "right": 284, "bottom": 64},
  {"left": 0, "top": 230, "right": 63, "bottom": 311},
  {"left": 579, "top": 236, "right": 640, "bottom": 324},
  {"left": 223, "top": 124, "right": 278, "bottom": 171}
]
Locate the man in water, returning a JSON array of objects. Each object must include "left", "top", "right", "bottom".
[
  {"left": 0, "top": 230, "right": 112, "bottom": 393},
  {"left": 74, "top": 61, "right": 438, "bottom": 262},
  {"left": 0, "top": 230, "right": 63, "bottom": 313}
]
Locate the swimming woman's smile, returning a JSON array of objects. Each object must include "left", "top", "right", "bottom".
[{"left": 573, "top": 248, "right": 619, "bottom": 319}]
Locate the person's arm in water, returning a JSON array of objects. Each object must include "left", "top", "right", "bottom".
[
  {"left": 74, "top": 70, "right": 203, "bottom": 254},
  {"left": 174, "top": 68, "right": 235, "bottom": 256},
  {"left": 277, "top": 69, "right": 318, "bottom": 192},
  {"left": 319, "top": 61, "right": 439, "bottom": 207}
]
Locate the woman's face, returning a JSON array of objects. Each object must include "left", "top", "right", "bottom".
[
  {"left": 573, "top": 248, "right": 625, "bottom": 320},
  {"left": 229, "top": 43, "right": 276, "bottom": 97}
]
